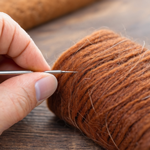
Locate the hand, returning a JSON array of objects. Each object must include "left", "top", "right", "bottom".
[{"left": 0, "top": 13, "right": 58, "bottom": 134}]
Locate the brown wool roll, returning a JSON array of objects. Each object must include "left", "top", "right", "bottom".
[
  {"left": 47, "top": 29, "right": 150, "bottom": 150},
  {"left": 0, "top": 0, "right": 96, "bottom": 30}
]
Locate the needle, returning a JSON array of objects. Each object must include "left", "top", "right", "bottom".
[{"left": 0, "top": 70, "right": 77, "bottom": 75}]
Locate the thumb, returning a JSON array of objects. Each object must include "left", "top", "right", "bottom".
[{"left": 0, "top": 73, "right": 57, "bottom": 133}]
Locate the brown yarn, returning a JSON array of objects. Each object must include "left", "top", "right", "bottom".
[
  {"left": 0, "top": 0, "right": 96, "bottom": 30},
  {"left": 47, "top": 29, "right": 150, "bottom": 150}
]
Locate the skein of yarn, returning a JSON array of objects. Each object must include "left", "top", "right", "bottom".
[
  {"left": 47, "top": 29, "right": 150, "bottom": 150},
  {"left": 0, "top": 0, "right": 96, "bottom": 30}
]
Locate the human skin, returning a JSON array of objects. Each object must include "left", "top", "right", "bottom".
[{"left": 0, "top": 12, "right": 58, "bottom": 134}]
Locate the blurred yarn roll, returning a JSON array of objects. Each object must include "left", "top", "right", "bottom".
[{"left": 0, "top": 0, "right": 96, "bottom": 30}]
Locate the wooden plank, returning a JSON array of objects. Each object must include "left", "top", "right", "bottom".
[{"left": 1, "top": 0, "right": 150, "bottom": 149}]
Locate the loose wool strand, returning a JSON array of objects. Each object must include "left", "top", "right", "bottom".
[{"left": 47, "top": 29, "right": 150, "bottom": 150}]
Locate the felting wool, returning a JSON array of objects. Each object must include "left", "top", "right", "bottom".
[{"left": 48, "top": 29, "right": 150, "bottom": 150}]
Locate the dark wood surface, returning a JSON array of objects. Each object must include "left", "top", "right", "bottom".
[{"left": 1, "top": 0, "right": 150, "bottom": 149}]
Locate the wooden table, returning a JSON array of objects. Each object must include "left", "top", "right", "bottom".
[{"left": 1, "top": 0, "right": 150, "bottom": 149}]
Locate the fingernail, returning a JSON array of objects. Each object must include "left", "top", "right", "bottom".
[{"left": 35, "top": 75, "right": 58, "bottom": 102}]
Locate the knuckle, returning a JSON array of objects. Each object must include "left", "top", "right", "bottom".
[
  {"left": 8, "top": 94, "right": 27, "bottom": 121},
  {"left": 0, "top": 12, "right": 16, "bottom": 27},
  {"left": 8, "top": 88, "right": 35, "bottom": 121},
  {"left": 0, "top": 14, "right": 4, "bottom": 34},
  {"left": 0, "top": 13, "right": 12, "bottom": 23},
  {"left": 0, "top": 12, "right": 9, "bottom": 17},
  {"left": 0, "top": 13, "right": 12, "bottom": 35},
  {"left": 21, "top": 87, "right": 35, "bottom": 110}
]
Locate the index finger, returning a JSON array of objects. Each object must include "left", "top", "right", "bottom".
[{"left": 0, "top": 12, "right": 50, "bottom": 71}]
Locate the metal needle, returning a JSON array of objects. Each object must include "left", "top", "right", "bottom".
[
  {"left": 45, "top": 70, "right": 77, "bottom": 74},
  {"left": 0, "top": 70, "right": 77, "bottom": 75}
]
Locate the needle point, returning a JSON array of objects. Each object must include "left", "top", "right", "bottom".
[{"left": 61, "top": 71, "right": 77, "bottom": 73}]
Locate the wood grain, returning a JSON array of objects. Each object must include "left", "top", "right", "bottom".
[{"left": 1, "top": 0, "right": 150, "bottom": 149}]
